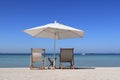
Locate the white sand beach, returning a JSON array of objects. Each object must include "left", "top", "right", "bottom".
[{"left": 0, "top": 67, "right": 120, "bottom": 80}]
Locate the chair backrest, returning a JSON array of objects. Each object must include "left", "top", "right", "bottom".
[
  {"left": 31, "top": 48, "right": 43, "bottom": 62},
  {"left": 60, "top": 48, "right": 74, "bottom": 62}
]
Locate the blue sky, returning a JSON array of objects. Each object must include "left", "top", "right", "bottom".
[{"left": 0, "top": 0, "right": 120, "bottom": 53}]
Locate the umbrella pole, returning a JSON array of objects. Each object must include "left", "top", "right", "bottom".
[
  {"left": 54, "top": 33, "right": 56, "bottom": 67},
  {"left": 54, "top": 38, "right": 56, "bottom": 59}
]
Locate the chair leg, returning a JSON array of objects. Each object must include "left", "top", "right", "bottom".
[
  {"left": 70, "top": 61, "right": 72, "bottom": 66},
  {"left": 70, "top": 65, "right": 74, "bottom": 69},
  {"left": 70, "top": 61, "right": 74, "bottom": 69},
  {"left": 42, "top": 60, "right": 45, "bottom": 69},
  {"left": 30, "top": 56, "right": 33, "bottom": 70},
  {"left": 30, "top": 62, "right": 33, "bottom": 70},
  {"left": 59, "top": 63, "right": 63, "bottom": 69}
]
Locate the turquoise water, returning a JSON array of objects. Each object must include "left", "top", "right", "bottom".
[{"left": 0, "top": 54, "right": 120, "bottom": 68}]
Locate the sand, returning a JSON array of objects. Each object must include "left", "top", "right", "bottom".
[{"left": 0, "top": 67, "right": 120, "bottom": 80}]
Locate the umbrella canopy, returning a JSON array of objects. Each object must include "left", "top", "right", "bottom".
[
  {"left": 24, "top": 21, "right": 84, "bottom": 39},
  {"left": 23, "top": 21, "right": 84, "bottom": 66}
]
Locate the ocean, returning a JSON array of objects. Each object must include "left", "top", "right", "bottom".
[{"left": 0, "top": 53, "right": 120, "bottom": 68}]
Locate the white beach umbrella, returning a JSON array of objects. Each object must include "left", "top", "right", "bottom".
[{"left": 23, "top": 21, "right": 84, "bottom": 66}]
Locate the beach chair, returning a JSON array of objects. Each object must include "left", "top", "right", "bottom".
[
  {"left": 59, "top": 48, "right": 74, "bottom": 69},
  {"left": 30, "top": 48, "right": 46, "bottom": 70}
]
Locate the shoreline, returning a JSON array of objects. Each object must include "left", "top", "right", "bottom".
[
  {"left": 0, "top": 67, "right": 120, "bottom": 80},
  {"left": 0, "top": 53, "right": 120, "bottom": 55}
]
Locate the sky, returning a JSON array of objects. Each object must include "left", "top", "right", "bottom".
[{"left": 0, "top": 0, "right": 120, "bottom": 53}]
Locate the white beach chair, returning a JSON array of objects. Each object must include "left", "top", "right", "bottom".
[{"left": 30, "top": 48, "right": 46, "bottom": 70}]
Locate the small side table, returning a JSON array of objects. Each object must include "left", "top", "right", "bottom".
[{"left": 48, "top": 57, "right": 57, "bottom": 69}]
